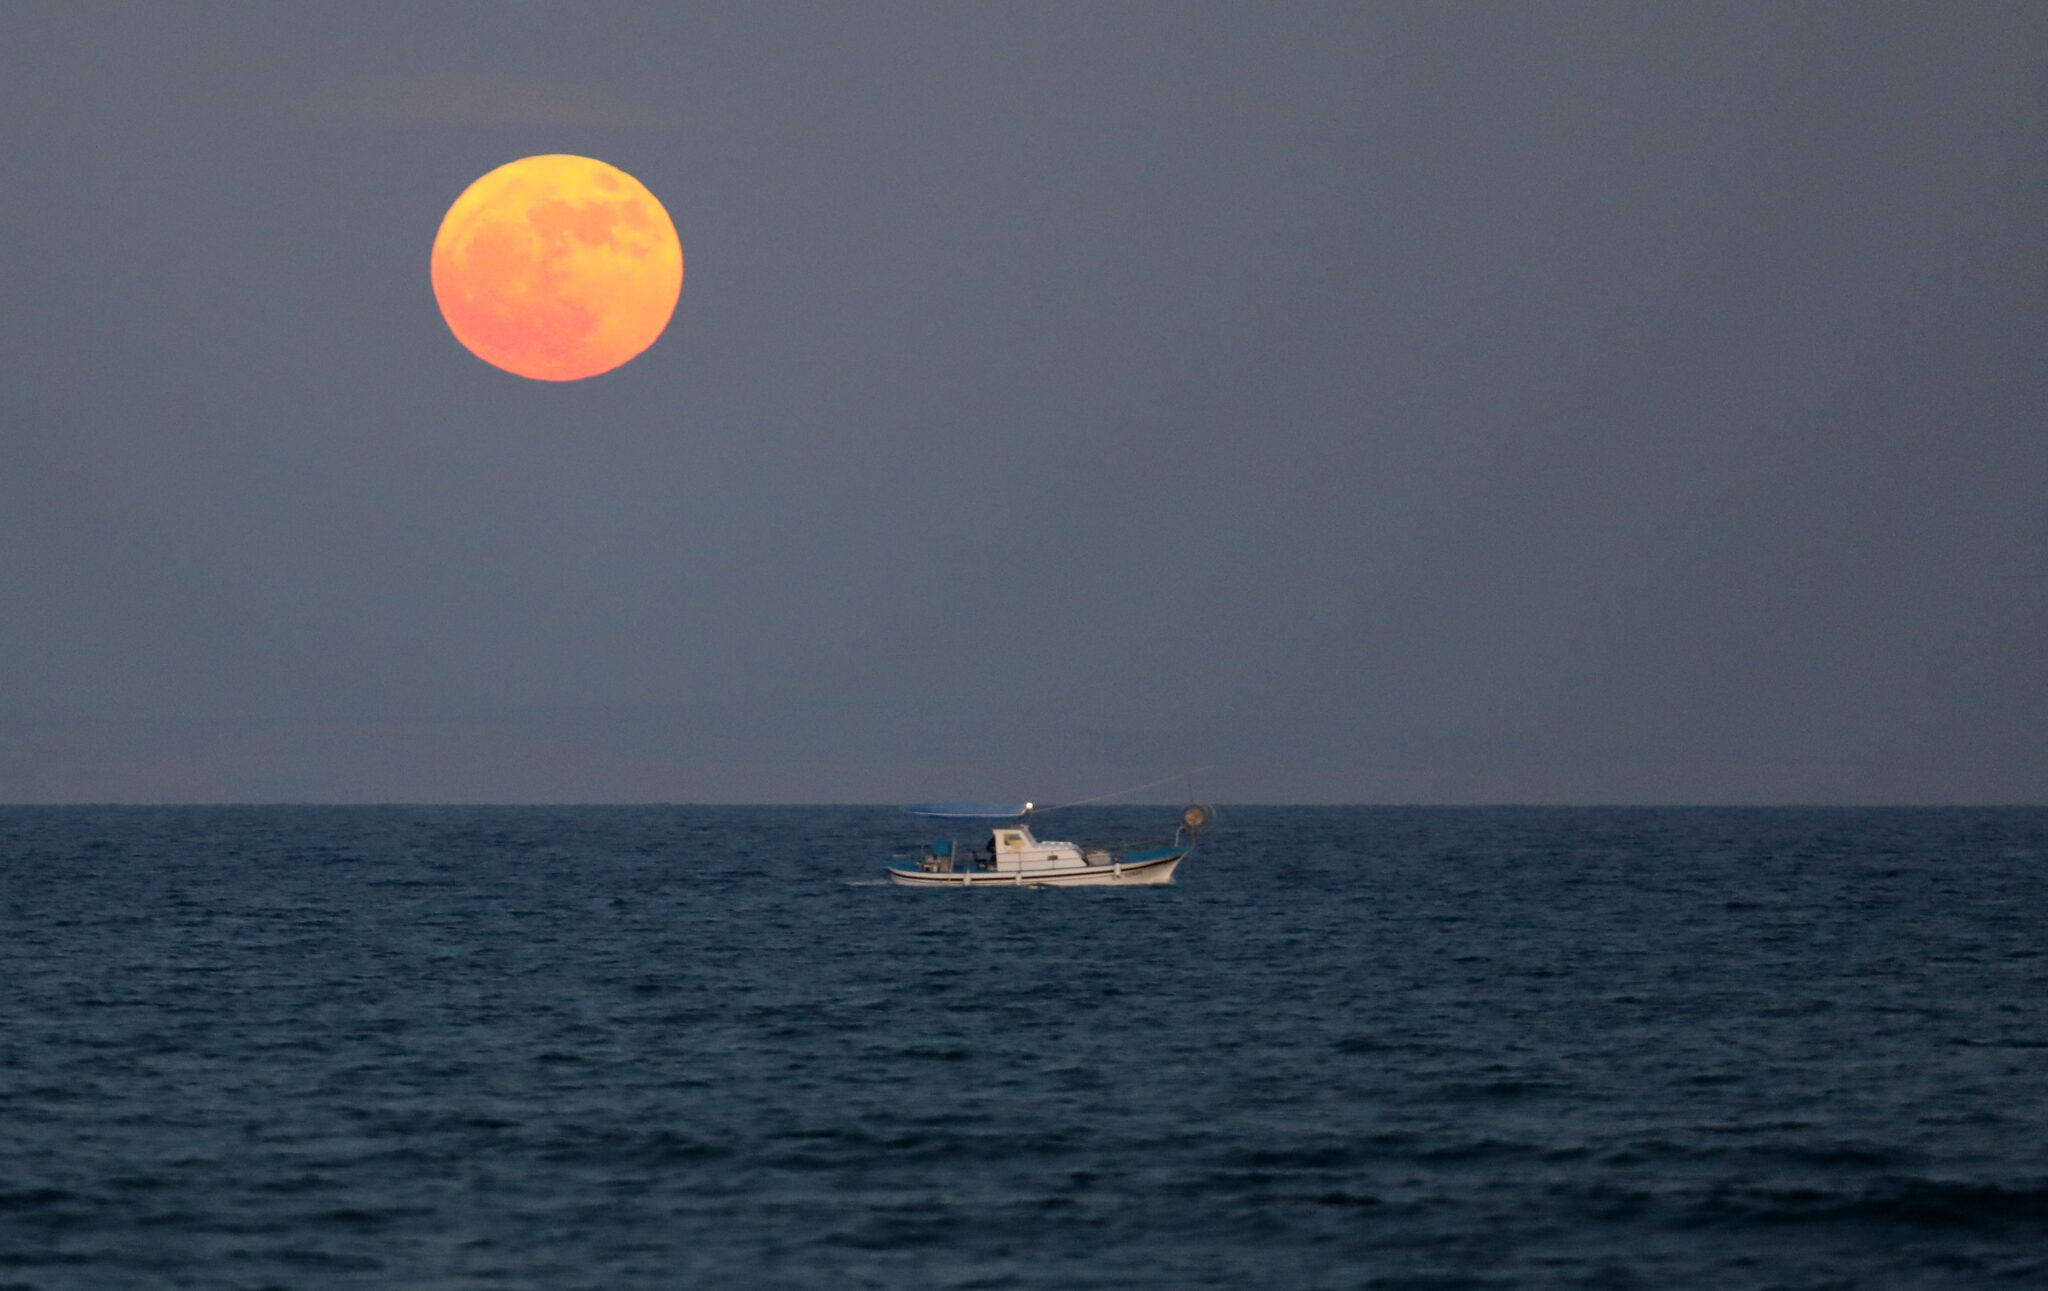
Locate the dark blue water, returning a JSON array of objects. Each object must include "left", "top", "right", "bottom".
[{"left": 2, "top": 806, "right": 2044, "bottom": 1289}]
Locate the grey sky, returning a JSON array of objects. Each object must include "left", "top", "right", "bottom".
[{"left": 1, "top": 3, "right": 2041, "bottom": 804}]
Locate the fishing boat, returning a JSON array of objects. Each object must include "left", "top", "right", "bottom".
[{"left": 887, "top": 802, "right": 1207, "bottom": 888}]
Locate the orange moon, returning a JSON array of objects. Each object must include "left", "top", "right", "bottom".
[{"left": 431, "top": 155, "right": 683, "bottom": 381}]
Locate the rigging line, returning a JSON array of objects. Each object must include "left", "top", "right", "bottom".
[{"left": 1038, "top": 767, "right": 1215, "bottom": 812}]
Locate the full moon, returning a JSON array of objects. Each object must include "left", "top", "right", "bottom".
[{"left": 431, "top": 155, "right": 683, "bottom": 382}]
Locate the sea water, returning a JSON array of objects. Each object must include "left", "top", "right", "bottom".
[{"left": 1, "top": 806, "right": 2043, "bottom": 1289}]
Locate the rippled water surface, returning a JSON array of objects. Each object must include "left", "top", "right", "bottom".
[{"left": 3, "top": 806, "right": 2045, "bottom": 1289}]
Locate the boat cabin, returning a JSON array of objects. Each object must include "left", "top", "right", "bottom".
[
  {"left": 987, "top": 825, "right": 1085, "bottom": 871},
  {"left": 914, "top": 824, "right": 1093, "bottom": 874}
]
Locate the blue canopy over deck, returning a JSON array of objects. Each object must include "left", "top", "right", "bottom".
[{"left": 903, "top": 802, "right": 1032, "bottom": 820}]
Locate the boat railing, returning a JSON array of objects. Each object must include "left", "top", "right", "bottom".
[{"left": 918, "top": 838, "right": 1004, "bottom": 873}]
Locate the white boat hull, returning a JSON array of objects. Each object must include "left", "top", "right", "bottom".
[{"left": 888, "top": 849, "right": 1187, "bottom": 888}]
